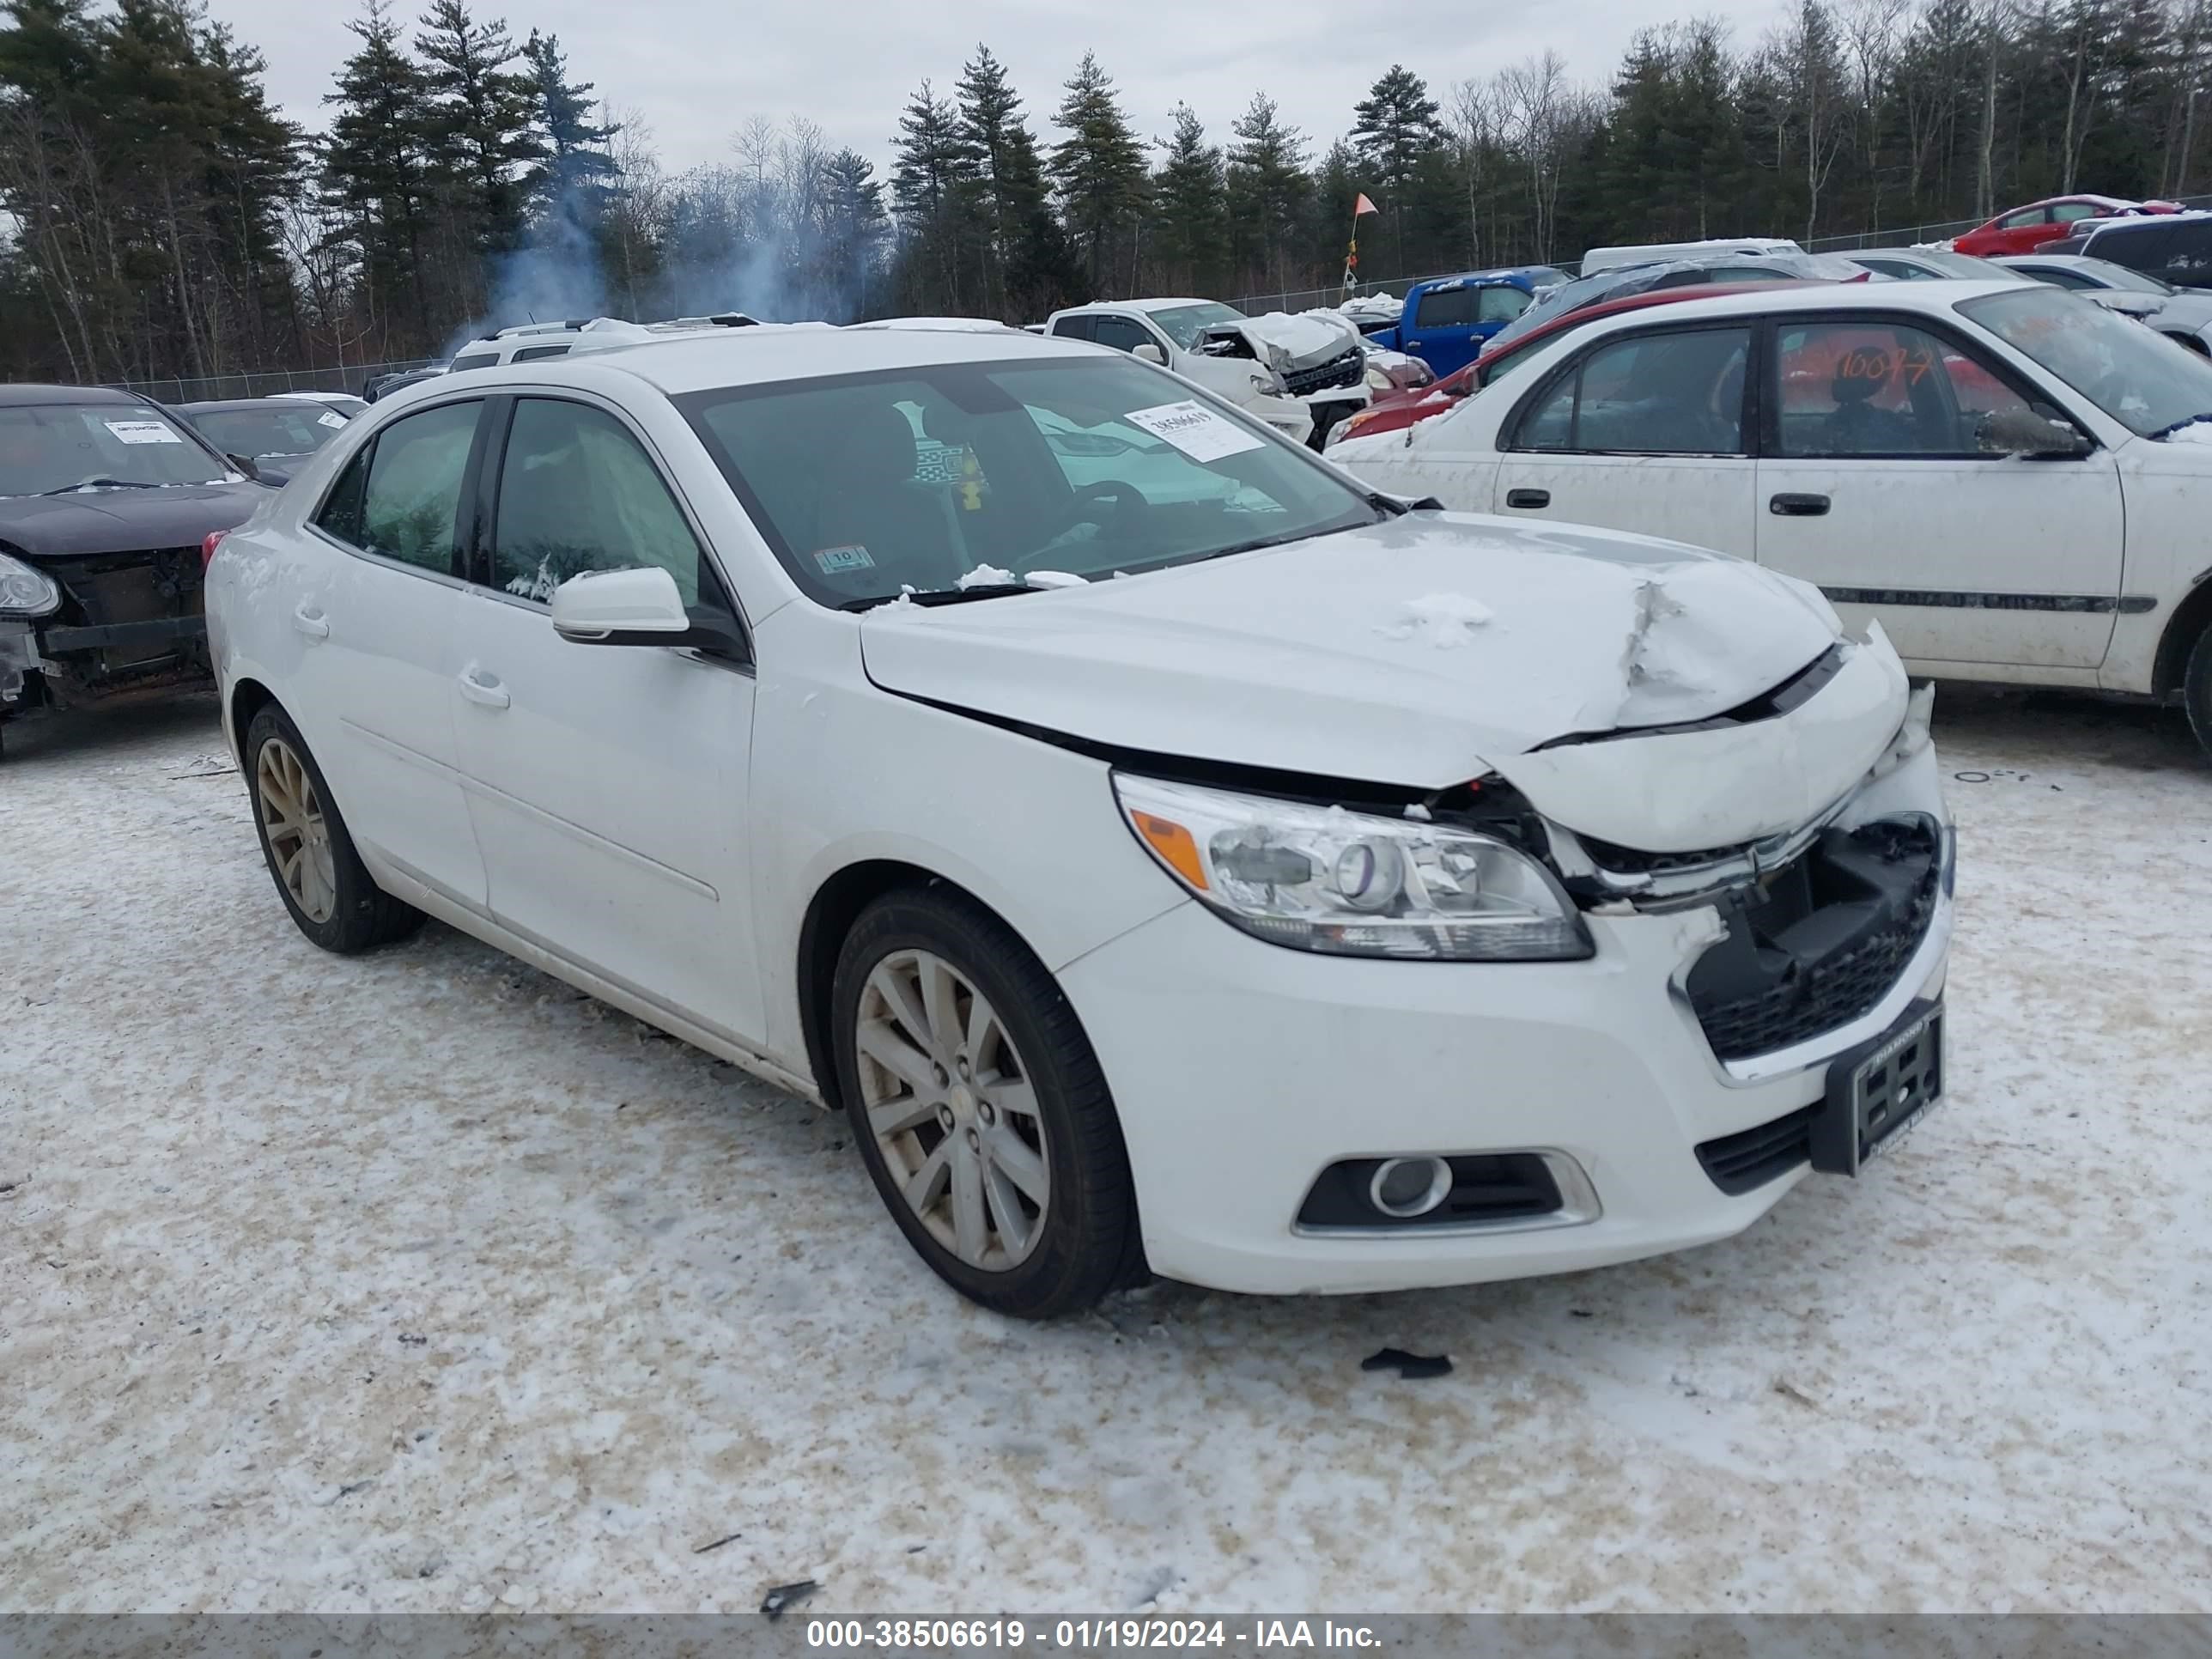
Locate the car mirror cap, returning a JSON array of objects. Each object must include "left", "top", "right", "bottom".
[{"left": 551, "top": 565, "right": 690, "bottom": 641}]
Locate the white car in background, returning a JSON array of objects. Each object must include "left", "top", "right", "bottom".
[
  {"left": 1042, "top": 299, "right": 1375, "bottom": 447},
  {"left": 204, "top": 326, "right": 1953, "bottom": 1316},
  {"left": 1332, "top": 279, "right": 2212, "bottom": 753}
]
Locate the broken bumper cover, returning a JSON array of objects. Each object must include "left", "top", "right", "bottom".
[
  {"left": 1, "top": 612, "right": 211, "bottom": 708},
  {"left": 1059, "top": 749, "right": 1954, "bottom": 1297}
]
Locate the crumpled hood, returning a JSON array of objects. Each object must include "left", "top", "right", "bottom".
[
  {"left": 859, "top": 514, "right": 1911, "bottom": 851},
  {"left": 0, "top": 483, "right": 265, "bottom": 561},
  {"left": 1204, "top": 309, "right": 1360, "bottom": 371}
]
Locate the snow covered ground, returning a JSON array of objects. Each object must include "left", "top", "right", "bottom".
[{"left": 3, "top": 690, "right": 2209, "bottom": 1615}]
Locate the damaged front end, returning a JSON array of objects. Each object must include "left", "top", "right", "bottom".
[{"left": 0, "top": 544, "right": 212, "bottom": 723}]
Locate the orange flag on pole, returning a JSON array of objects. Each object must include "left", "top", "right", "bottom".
[{"left": 1353, "top": 192, "right": 1379, "bottom": 216}]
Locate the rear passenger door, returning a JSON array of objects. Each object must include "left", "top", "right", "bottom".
[
  {"left": 296, "top": 397, "right": 490, "bottom": 908},
  {"left": 451, "top": 393, "right": 765, "bottom": 1045},
  {"left": 1486, "top": 322, "right": 1761, "bottom": 557}
]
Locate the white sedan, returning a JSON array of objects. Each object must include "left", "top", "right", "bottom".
[
  {"left": 1330, "top": 278, "right": 2212, "bottom": 752},
  {"left": 204, "top": 328, "right": 1953, "bottom": 1316}
]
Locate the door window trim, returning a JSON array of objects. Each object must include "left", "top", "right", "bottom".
[
  {"left": 1756, "top": 308, "right": 2099, "bottom": 463},
  {"left": 467, "top": 390, "right": 754, "bottom": 663},
  {"left": 1497, "top": 318, "right": 1758, "bottom": 459},
  {"left": 304, "top": 394, "right": 492, "bottom": 586}
]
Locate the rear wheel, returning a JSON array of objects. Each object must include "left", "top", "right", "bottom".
[
  {"left": 2185, "top": 623, "right": 2212, "bottom": 761},
  {"left": 245, "top": 703, "right": 424, "bottom": 952},
  {"left": 830, "top": 887, "right": 1140, "bottom": 1318}
]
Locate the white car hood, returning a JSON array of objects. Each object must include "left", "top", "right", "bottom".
[
  {"left": 1204, "top": 310, "right": 1360, "bottom": 371},
  {"left": 859, "top": 515, "right": 1911, "bottom": 852}
]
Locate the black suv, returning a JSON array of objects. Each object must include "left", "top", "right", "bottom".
[
  {"left": 0, "top": 385, "right": 271, "bottom": 753},
  {"left": 2053, "top": 212, "right": 2212, "bottom": 288}
]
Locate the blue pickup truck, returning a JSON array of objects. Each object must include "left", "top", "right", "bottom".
[{"left": 1360, "top": 266, "right": 1569, "bottom": 377}]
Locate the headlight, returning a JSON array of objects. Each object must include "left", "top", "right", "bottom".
[
  {"left": 0, "top": 551, "right": 61, "bottom": 618},
  {"left": 1113, "top": 775, "right": 1592, "bottom": 962},
  {"left": 1247, "top": 368, "right": 1282, "bottom": 397},
  {"left": 1364, "top": 365, "right": 1395, "bottom": 392}
]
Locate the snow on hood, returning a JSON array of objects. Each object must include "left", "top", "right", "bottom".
[
  {"left": 858, "top": 514, "right": 1905, "bottom": 850},
  {"left": 1207, "top": 309, "right": 1360, "bottom": 369}
]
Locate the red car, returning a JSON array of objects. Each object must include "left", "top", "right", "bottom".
[
  {"left": 1953, "top": 195, "right": 2182, "bottom": 258},
  {"left": 1330, "top": 282, "right": 1805, "bottom": 447}
]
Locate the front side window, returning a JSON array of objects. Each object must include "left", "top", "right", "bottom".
[
  {"left": 678, "top": 356, "right": 1383, "bottom": 607},
  {"left": 2051, "top": 202, "right": 2103, "bottom": 224},
  {"left": 2166, "top": 222, "right": 2212, "bottom": 281},
  {"left": 2016, "top": 264, "right": 2095, "bottom": 289},
  {"left": 1856, "top": 258, "right": 1933, "bottom": 281},
  {"left": 1962, "top": 284, "right": 2212, "bottom": 436},
  {"left": 324, "top": 398, "right": 480, "bottom": 572},
  {"left": 0, "top": 404, "right": 232, "bottom": 497},
  {"left": 490, "top": 399, "right": 706, "bottom": 605},
  {"left": 1479, "top": 285, "right": 1531, "bottom": 323},
  {"left": 1510, "top": 325, "right": 1751, "bottom": 455},
  {"left": 1771, "top": 319, "right": 2036, "bottom": 458},
  {"left": 2088, "top": 224, "right": 2175, "bottom": 272},
  {"left": 1086, "top": 316, "right": 1156, "bottom": 355}
]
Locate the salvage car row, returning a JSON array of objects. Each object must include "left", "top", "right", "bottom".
[{"left": 10, "top": 237, "right": 2210, "bottom": 1322}]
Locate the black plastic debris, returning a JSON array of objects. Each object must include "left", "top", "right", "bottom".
[
  {"left": 761, "top": 1580, "right": 818, "bottom": 1620},
  {"left": 1362, "top": 1346, "right": 1451, "bottom": 1380}
]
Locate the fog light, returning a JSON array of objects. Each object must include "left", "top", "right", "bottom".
[{"left": 1369, "top": 1156, "right": 1452, "bottom": 1218}]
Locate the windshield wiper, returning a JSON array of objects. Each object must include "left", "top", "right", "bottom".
[
  {"left": 2148, "top": 412, "right": 2212, "bottom": 440},
  {"left": 39, "top": 477, "right": 161, "bottom": 495},
  {"left": 842, "top": 583, "right": 1039, "bottom": 612}
]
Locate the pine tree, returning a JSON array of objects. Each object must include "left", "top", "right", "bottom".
[
  {"left": 521, "top": 30, "right": 616, "bottom": 218},
  {"left": 1226, "top": 92, "right": 1310, "bottom": 293},
  {"left": 414, "top": 0, "right": 543, "bottom": 265},
  {"left": 954, "top": 45, "right": 1079, "bottom": 317},
  {"left": 820, "top": 146, "right": 889, "bottom": 317},
  {"left": 890, "top": 78, "right": 977, "bottom": 309},
  {"left": 1351, "top": 64, "right": 1443, "bottom": 269},
  {"left": 323, "top": 0, "right": 434, "bottom": 331},
  {"left": 1152, "top": 103, "right": 1228, "bottom": 295},
  {"left": 1048, "top": 51, "right": 1147, "bottom": 293}
]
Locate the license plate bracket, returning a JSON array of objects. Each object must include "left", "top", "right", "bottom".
[{"left": 1811, "top": 998, "right": 1944, "bottom": 1176}]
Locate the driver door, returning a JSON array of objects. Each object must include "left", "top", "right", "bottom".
[{"left": 1753, "top": 314, "right": 2124, "bottom": 670}]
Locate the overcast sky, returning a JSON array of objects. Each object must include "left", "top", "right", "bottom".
[{"left": 228, "top": 0, "right": 1787, "bottom": 174}]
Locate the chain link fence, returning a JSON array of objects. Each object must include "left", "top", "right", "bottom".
[{"left": 102, "top": 358, "right": 436, "bottom": 406}]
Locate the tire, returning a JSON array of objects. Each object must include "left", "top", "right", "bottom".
[
  {"left": 2185, "top": 623, "right": 2212, "bottom": 761},
  {"left": 830, "top": 885, "right": 1142, "bottom": 1318},
  {"left": 243, "top": 703, "right": 425, "bottom": 952}
]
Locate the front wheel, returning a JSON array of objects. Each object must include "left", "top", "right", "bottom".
[
  {"left": 245, "top": 703, "right": 425, "bottom": 952},
  {"left": 830, "top": 887, "right": 1140, "bottom": 1318},
  {"left": 2185, "top": 623, "right": 2212, "bottom": 761}
]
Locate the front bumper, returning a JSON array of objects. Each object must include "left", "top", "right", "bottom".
[
  {"left": 1, "top": 611, "right": 210, "bottom": 710},
  {"left": 1238, "top": 392, "right": 1316, "bottom": 446},
  {"left": 1059, "top": 795, "right": 1954, "bottom": 1297}
]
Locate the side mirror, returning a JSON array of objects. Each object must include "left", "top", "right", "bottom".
[
  {"left": 1133, "top": 342, "right": 1166, "bottom": 366},
  {"left": 225, "top": 452, "right": 262, "bottom": 481},
  {"left": 552, "top": 566, "right": 692, "bottom": 643},
  {"left": 550, "top": 565, "right": 751, "bottom": 659},
  {"left": 257, "top": 467, "right": 292, "bottom": 489},
  {"left": 1984, "top": 404, "right": 2094, "bottom": 459}
]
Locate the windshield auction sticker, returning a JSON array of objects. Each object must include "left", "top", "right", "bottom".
[
  {"left": 1124, "top": 401, "right": 1266, "bottom": 463},
  {"left": 103, "top": 420, "right": 184, "bottom": 445}
]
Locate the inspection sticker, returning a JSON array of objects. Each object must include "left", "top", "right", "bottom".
[
  {"left": 812, "top": 544, "right": 875, "bottom": 573},
  {"left": 1123, "top": 400, "right": 1265, "bottom": 463},
  {"left": 317, "top": 411, "right": 347, "bottom": 429},
  {"left": 104, "top": 420, "right": 184, "bottom": 445}
]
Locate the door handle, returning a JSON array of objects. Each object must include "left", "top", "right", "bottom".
[
  {"left": 458, "top": 667, "right": 510, "bottom": 709},
  {"left": 1769, "top": 492, "right": 1831, "bottom": 517},
  {"left": 1505, "top": 489, "right": 1551, "bottom": 509},
  {"left": 291, "top": 605, "right": 330, "bottom": 640}
]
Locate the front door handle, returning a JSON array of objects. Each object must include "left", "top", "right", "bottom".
[
  {"left": 292, "top": 605, "right": 330, "bottom": 640},
  {"left": 1769, "top": 492, "right": 1831, "bottom": 517},
  {"left": 458, "top": 667, "right": 510, "bottom": 709},
  {"left": 1505, "top": 488, "right": 1551, "bottom": 509}
]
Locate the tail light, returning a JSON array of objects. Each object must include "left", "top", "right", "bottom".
[{"left": 201, "top": 530, "right": 228, "bottom": 571}]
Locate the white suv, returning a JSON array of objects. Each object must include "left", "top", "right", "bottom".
[
  {"left": 204, "top": 325, "right": 1954, "bottom": 1316},
  {"left": 450, "top": 313, "right": 765, "bottom": 373}
]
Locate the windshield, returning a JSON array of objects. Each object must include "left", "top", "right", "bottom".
[
  {"left": 2075, "top": 258, "right": 2173, "bottom": 295},
  {"left": 0, "top": 404, "right": 230, "bottom": 496},
  {"left": 1908, "top": 249, "right": 2012, "bottom": 279},
  {"left": 1146, "top": 302, "right": 1246, "bottom": 351},
  {"left": 185, "top": 405, "right": 346, "bottom": 461},
  {"left": 678, "top": 356, "right": 1385, "bottom": 608},
  {"left": 1962, "top": 286, "right": 2212, "bottom": 436}
]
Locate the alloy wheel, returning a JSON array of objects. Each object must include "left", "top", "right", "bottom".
[
  {"left": 256, "top": 737, "right": 338, "bottom": 925},
  {"left": 854, "top": 949, "right": 1050, "bottom": 1271}
]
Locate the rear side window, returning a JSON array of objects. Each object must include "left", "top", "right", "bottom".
[
  {"left": 317, "top": 399, "right": 480, "bottom": 573},
  {"left": 511, "top": 343, "right": 572, "bottom": 362},
  {"left": 2021, "top": 265, "right": 2094, "bottom": 289},
  {"left": 1088, "top": 316, "right": 1153, "bottom": 354},
  {"left": 1999, "top": 207, "right": 2048, "bottom": 229},
  {"left": 450, "top": 354, "right": 497, "bottom": 372},
  {"left": 489, "top": 398, "right": 707, "bottom": 606},
  {"left": 2166, "top": 222, "right": 2212, "bottom": 282},
  {"left": 1413, "top": 287, "right": 1480, "bottom": 329},
  {"left": 1049, "top": 314, "right": 1097, "bottom": 342},
  {"left": 1479, "top": 286, "right": 1531, "bottom": 323},
  {"left": 1510, "top": 326, "right": 1751, "bottom": 455},
  {"left": 2092, "top": 223, "right": 2176, "bottom": 270}
]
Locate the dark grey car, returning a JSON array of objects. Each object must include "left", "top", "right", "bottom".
[{"left": 0, "top": 385, "right": 270, "bottom": 752}]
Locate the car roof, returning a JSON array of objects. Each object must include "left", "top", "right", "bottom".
[
  {"left": 459, "top": 320, "right": 1099, "bottom": 398},
  {"left": 1995, "top": 252, "right": 2094, "bottom": 266},
  {"left": 0, "top": 383, "right": 144, "bottom": 408},
  {"left": 2088, "top": 210, "right": 2212, "bottom": 234},
  {"left": 1412, "top": 266, "right": 1558, "bottom": 289},
  {"left": 1523, "top": 277, "right": 2039, "bottom": 335},
  {"left": 1091, "top": 298, "right": 1216, "bottom": 313}
]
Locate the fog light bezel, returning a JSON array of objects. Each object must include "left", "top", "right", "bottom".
[{"left": 1369, "top": 1156, "right": 1453, "bottom": 1218}]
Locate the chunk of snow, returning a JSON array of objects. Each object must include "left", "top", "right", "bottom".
[
  {"left": 1377, "top": 592, "right": 1496, "bottom": 647},
  {"left": 1024, "top": 569, "right": 1090, "bottom": 588},
  {"left": 1403, "top": 802, "right": 1433, "bottom": 822},
  {"left": 956, "top": 564, "right": 1018, "bottom": 589},
  {"left": 2160, "top": 422, "right": 2212, "bottom": 446}
]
